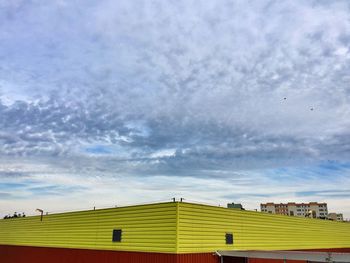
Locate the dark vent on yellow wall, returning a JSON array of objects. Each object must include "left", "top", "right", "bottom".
[
  {"left": 112, "top": 229, "right": 122, "bottom": 242},
  {"left": 226, "top": 233, "right": 233, "bottom": 244}
]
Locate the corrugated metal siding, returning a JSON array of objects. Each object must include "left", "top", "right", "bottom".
[
  {"left": 222, "top": 257, "right": 246, "bottom": 263},
  {"left": 1, "top": 201, "right": 350, "bottom": 255},
  {"left": 1, "top": 245, "right": 346, "bottom": 263},
  {"left": 176, "top": 252, "right": 220, "bottom": 263},
  {"left": 177, "top": 202, "right": 350, "bottom": 253},
  {"left": 0, "top": 245, "right": 223, "bottom": 263},
  {"left": 0, "top": 202, "right": 177, "bottom": 253},
  {"left": 0, "top": 245, "right": 178, "bottom": 263}
]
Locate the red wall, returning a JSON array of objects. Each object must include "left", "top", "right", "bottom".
[
  {"left": 177, "top": 253, "right": 221, "bottom": 263},
  {"left": 1, "top": 245, "right": 349, "bottom": 263},
  {"left": 0, "top": 245, "right": 221, "bottom": 263}
]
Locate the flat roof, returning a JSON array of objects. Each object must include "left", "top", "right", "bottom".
[{"left": 217, "top": 250, "right": 350, "bottom": 262}]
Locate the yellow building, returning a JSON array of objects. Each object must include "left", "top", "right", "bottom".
[{"left": 1, "top": 201, "right": 350, "bottom": 263}]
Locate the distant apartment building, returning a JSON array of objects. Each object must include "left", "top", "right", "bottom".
[
  {"left": 260, "top": 202, "right": 328, "bottom": 219},
  {"left": 328, "top": 213, "right": 343, "bottom": 222}
]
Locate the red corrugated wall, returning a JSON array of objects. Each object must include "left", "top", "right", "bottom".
[
  {"left": 222, "top": 256, "right": 247, "bottom": 263},
  {"left": 0, "top": 245, "right": 176, "bottom": 263},
  {"left": 1, "top": 245, "right": 349, "bottom": 263},
  {"left": 0, "top": 245, "right": 222, "bottom": 263},
  {"left": 177, "top": 252, "right": 221, "bottom": 263}
]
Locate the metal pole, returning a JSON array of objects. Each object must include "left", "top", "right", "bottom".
[{"left": 36, "top": 209, "right": 44, "bottom": 221}]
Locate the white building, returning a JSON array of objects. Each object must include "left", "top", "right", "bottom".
[
  {"left": 261, "top": 202, "right": 328, "bottom": 219},
  {"left": 328, "top": 213, "right": 343, "bottom": 222}
]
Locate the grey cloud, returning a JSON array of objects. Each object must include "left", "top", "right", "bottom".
[
  {"left": 0, "top": 1, "right": 349, "bottom": 180},
  {"left": 0, "top": 171, "right": 30, "bottom": 178},
  {"left": 296, "top": 190, "right": 350, "bottom": 199},
  {"left": 27, "top": 185, "right": 87, "bottom": 196},
  {"left": 0, "top": 192, "right": 12, "bottom": 199},
  {"left": 0, "top": 94, "right": 349, "bottom": 173}
]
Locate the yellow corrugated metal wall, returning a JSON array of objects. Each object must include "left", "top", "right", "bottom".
[
  {"left": 177, "top": 202, "right": 350, "bottom": 253},
  {"left": 0, "top": 202, "right": 177, "bottom": 253},
  {"left": 1, "top": 201, "right": 350, "bottom": 254}
]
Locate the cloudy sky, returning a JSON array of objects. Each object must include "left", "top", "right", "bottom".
[{"left": 1, "top": 0, "right": 350, "bottom": 218}]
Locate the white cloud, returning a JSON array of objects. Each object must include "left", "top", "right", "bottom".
[
  {"left": 0, "top": 0, "right": 350, "bottom": 218},
  {"left": 150, "top": 149, "right": 176, "bottom": 159}
]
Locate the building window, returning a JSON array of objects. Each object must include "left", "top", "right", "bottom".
[
  {"left": 112, "top": 229, "right": 122, "bottom": 242},
  {"left": 226, "top": 233, "right": 234, "bottom": 244}
]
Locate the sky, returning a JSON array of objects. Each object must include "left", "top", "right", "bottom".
[{"left": 0, "top": 0, "right": 350, "bottom": 218}]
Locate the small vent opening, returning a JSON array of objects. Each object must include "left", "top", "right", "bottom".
[
  {"left": 112, "top": 229, "right": 122, "bottom": 242},
  {"left": 225, "top": 233, "right": 233, "bottom": 244}
]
